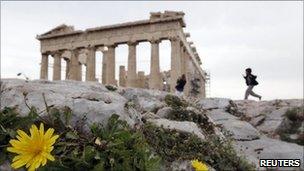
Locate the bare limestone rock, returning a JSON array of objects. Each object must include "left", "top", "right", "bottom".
[
  {"left": 207, "top": 109, "right": 238, "bottom": 121},
  {"left": 196, "top": 98, "right": 232, "bottom": 110},
  {"left": 206, "top": 109, "right": 260, "bottom": 141},
  {"left": 147, "top": 118, "right": 206, "bottom": 140},
  {"left": 0, "top": 79, "right": 133, "bottom": 126},
  {"left": 120, "top": 88, "right": 166, "bottom": 113},
  {"left": 235, "top": 100, "right": 304, "bottom": 137},
  {"left": 257, "top": 107, "right": 292, "bottom": 134},
  {"left": 156, "top": 107, "right": 173, "bottom": 118},
  {"left": 234, "top": 136, "right": 304, "bottom": 170}
]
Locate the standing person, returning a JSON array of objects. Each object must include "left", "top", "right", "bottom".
[
  {"left": 243, "top": 68, "right": 262, "bottom": 100},
  {"left": 175, "top": 74, "right": 187, "bottom": 97}
]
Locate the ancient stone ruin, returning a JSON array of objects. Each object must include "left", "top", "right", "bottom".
[{"left": 37, "top": 11, "right": 206, "bottom": 97}]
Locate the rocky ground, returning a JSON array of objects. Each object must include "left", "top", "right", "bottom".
[{"left": 1, "top": 79, "right": 303, "bottom": 171}]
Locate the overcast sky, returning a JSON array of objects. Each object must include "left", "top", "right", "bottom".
[{"left": 1, "top": 1, "right": 303, "bottom": 100}]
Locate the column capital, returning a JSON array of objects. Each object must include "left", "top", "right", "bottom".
[
  {"left": 69, "top": 48, "right": 82, "bottom": 55},
  {"left": 105, "top": 44, "right": 117, "bottom": 48},
  {"left": 50, "top": 50, "right": 62, "bottom": 57},
  {"left": 168, "top": 36, "right": 179, "bottom": 42},
  {"left": 96, "top": 46, "right": 106, "bottom": 52},
  {"left": 149, "top": 39, "right": 161, "bottom": 44},
  {"left": 127, "top": 41, "right": 138, "bottom": 46},
  {"left": 86, "top": 45, "right": 97, "bottom": 51}
]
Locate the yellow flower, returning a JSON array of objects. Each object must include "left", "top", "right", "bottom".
[
  {"left": 7, "top": 123, "right": 59, "bottom": 171},
  {"left": 191, "top": 159, "right": 209, "bottom": 171}
]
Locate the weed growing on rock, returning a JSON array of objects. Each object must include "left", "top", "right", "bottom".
[
  {"left": 166, "top": 108, "right": 215, "bottom": 135},
  {"left": 0, "top": 107, "right": 38, "bottom": 164},
  {"left": 142, "top": 123, "right": 255, "bottom": 171},
  {"left": 105, "top": 85, "right": 118, "bottom": 91},
  {"left": 164, "top": 94, "right": 188, "bottom": 109},
  {"left": 278, "top": 107, "right": 304, "bottom": 145},
  {"left": 284, "top": 107, "right": 304, "bottom": 122},
  {"left": 0, "top": 107, "right": 161, "bottom": 171}
]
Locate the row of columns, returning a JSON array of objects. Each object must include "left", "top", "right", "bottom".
[{"left": 40, "top": 36, "right": 190, "bottom": 93}]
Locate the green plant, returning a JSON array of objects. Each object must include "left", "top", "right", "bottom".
[
  {"left": 284, "top": 107, "right": 304, "bottom": 122},
  {"left": 88, "top": 114, "right": 161, "bottom": 171},
  {"left": 165, "top": 108, "right": 215, "bottom": 135},
  {"left": 105, "top": 85, "right": 118, "bottom": 91},
  {"left": 1, "top": 106, "right": 161, "bottom": 171},
  {"left": 278, "top": 107, "right": 304, "bottom": 145},
  {"left": 164, "top": 94, "right": 188, "bottom": 109},
  {"left": 143, "top": 123, "right": 255, "bottom": 171},
  {"left": 0, "top": 107, "right": 39, "bottom": 164}
]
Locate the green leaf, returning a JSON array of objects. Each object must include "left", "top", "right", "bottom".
[
  {"left": 65, "top": 131, "right": 79, "bottom": 140},
  {"left": 84, "top": 145, "right": 96, "bottom": 162},
  {"left": 91, "top": 161, "right": 105, "bottom": 171}
]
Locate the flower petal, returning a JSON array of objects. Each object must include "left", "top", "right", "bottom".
[
  {"left": 39, "top": 123, "right": 45, "bottom": 136},
  {"left": 44, "top": 128, "right": 54, "bottom": 140}
]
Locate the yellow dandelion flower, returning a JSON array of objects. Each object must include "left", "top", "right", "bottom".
[
  {"left": 191, "top": 159, "right": 209, "bottom": 171},
  {"left": 7, "top": 123, "right": 59, "bottom": 171}
]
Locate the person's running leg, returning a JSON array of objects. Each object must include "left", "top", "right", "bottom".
[
  {"left": 248, "top": 86, "right": 262, "bottom": 100},
  {"left": 244, "top": 86, "right": 252, "bottom": 99}
]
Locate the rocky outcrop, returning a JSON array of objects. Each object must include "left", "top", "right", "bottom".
[
  {"left": 235, "top": 100, "right": 303, "bottom": 143},
  {"left": 0, "top": 79, "right": 132, "bottom": 126},
  {"left": 1, "top": 79, "right": 303, "bottom": 170},
  {"left": 196, "top": 98, "right": 304, "bottom": 170},
  {"left": 234, "top": 136, "right": 304, "bottom": 171}
]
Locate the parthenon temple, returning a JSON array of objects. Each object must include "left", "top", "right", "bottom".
[{"left": 37, "top": 11, "right": 207, "bottom": 97}]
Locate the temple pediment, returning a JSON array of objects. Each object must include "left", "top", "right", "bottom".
[{"left": 39, "top": 24, "right": 75, "bottom": 37}]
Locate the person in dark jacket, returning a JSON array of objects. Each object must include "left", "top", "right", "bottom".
[
  {"left": 243, "top": 68, "right": 262, "bottom": 100},
  {"left": 175, "top": 74, "right": 187, "bottom": 97}
]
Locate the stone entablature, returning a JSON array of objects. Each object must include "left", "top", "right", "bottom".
[{"left": 37, "top": 11, "right": 206, "bottom": 98}]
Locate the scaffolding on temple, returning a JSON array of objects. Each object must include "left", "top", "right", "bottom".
[{"left": 205, "top": 70, "right": 211, "bottom": 98}]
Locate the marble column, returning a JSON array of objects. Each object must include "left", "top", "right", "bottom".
[
  {"left": 77, "top": 64, "right": 82, "bottom": 81},
  {"left": 69, "top": 49, "right": 79, "bottom": 80},
  {"left": 40, "top": 53, "right": 48, "bottom": 79},
  {"left": 102, "top": 51, "right": 107, "bottom": 84},
  {"left": 181, "top": 47, "right": 186, "bottom": 75},
  {"left": 119, "top": 65, "right": 126, "bottom": 87},
  {"left": 184, "top": 54, "right": 191, "bottom": 96},
  {"left": 127, "top": 41, "right": 138, "bottom": 87},
  {"left": 53, "top": 52, "right": 61, "bottom": 80},
  {"left": 149, "top": 39, "right": 162, "bottom": 90},
  {"left": 170, "top": 37, "right": 182, "bottom": 92},
  {"left": 65, "top": 59, "right": 70, "bottom": 79},
  {"left": 137, "top": 71, "right": 145, "bottom": 88},
  {"left": 104, "top": 45, "right": 116, "bottom": 85},
  {"left": 86, "top": 47, "right": 96, "bottom": 81}
]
